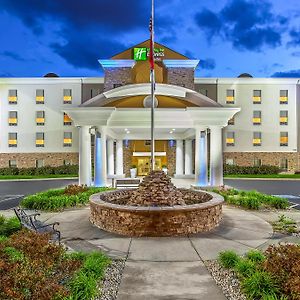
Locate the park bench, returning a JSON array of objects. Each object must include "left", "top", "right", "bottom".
[
  {"left": 115, "top": 178, "right": 140, "bottom": 189},
  {"left": 14, "top": 207, "right": 61, "bottom": 243}
]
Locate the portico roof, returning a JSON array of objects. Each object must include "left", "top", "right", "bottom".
[{"left": 80, "top": 83, "right": 222, "bottom": 108}]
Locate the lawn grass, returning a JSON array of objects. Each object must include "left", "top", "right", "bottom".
[
  {"left": 225, "top": 174, "right": 300, "bottom": 179},
  {"left": 0, "top": 174, "right": 78, "bottom": 180}
]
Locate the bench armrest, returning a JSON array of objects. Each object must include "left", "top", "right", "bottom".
[
  {"left": 27, "top": 212, "right": 40, "bottom": 221},
  {"left": 35, "top": 221, "right": 59, "bottom": 230}
]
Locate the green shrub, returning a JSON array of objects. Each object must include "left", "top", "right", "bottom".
[
  {"left": 82, "top": 251, "right": 111, "bottom": 279},
  {"left": 235, "top": 259, "right": 257, "bottom": 278},
  {"left": 224, "top": 165, "right": 281, "bottom": 175},
  {"left": 242, "top": 271, "right": 278, "bottom": 299},
  {"left": 272, "top": 215, "right": 298, "bottom": 234},
  {"left": 246, "top": 250, "right": 266, "bottom": 264},
  {"left": 0, "top": 216, "right": 21, "bottom": 236},
  {"left": 262, "top": 295, "right": 288, "bottom": 300},
  {"left": 3, "top": 246, "right": 25, "bottom": 263},
  {"left": 218, "top": 250, "right": 240, "bottom": 268}
]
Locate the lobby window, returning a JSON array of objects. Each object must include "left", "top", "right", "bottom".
[
  {"left": 91, "top": 88, "right": 101, "bottom": 98},
  {"left": 228, "top": 117, "right": 235, "bottom": 125},
  {"left": 253, "top": 132, "right": 262, "bottom": 146},
  {"left": 63, "top": 132, "right": 72, "bottom": 147},
  {"left": 253, "top": 111, "right": 261, "bottom": 125},
  {"left": 36, "top": 132, "right": 45, "bottom": 147},
  {"left": 279, "top": 158, "right": 288, "bottom": 171},
  {"left": 36, "top": 111, "right": 45, "bottom": 126},
  {"left": 63, "top": 159, "right": 72, "bottom": 166},
  {"left": 8, "top": 111, "right": 18, "bottom": 126},
  {"left": 113, "top": 83, "right": 122, "bottom": 89},
  {"left": 280, "top": 90, "right": 288, "bottom": 104},
  {"left": 63, "top": 89, "right": 72, "bottom": 104},
  {"left": 253, "top": 90, "right": 262, "bottom": 104},
  {"left": 226, "top": 132, "right": 235, "bottom": 146},
  {"left": 280, "top": 132, "right": 288, "bottom": 146},
  {"left": 35, "top": 159, "right": 44, "bottom": 168},
  {"left": 280, "top": 111, "right": 288, "bottom": 125},
  {"left": 8, "top": 90, "right": 18, "bottom": 104},
  {"left": 226, "top": 158, "right": 235, "bottom": 165},
  {"left": 63, "top": 113, "right": 72, "bottom": 126},
  {"left": 8, "top": 132, "right": 17, "bottom": 147},
  {"left": 36, "top": 89, "right": 45, "bottom": 104},
  {"left": 253, "top": 158, "right": 262, "bottom": 167},
  {"left": 9, "top": 160, "right": 17, "bottom": 168},
  {"left": 226, "top": 89, "right": 235, "bottom": 104},
  {"left": 200, "top": 89, "right": 208, "bottom": 96}
]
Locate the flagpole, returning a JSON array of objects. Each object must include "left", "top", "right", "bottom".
[{"left": 150, "top": 0, "right": 155, "bottom": 171}]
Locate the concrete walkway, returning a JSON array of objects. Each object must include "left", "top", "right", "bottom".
[{"left": 30, "top": 205, "right": 289, "bottom": 300}]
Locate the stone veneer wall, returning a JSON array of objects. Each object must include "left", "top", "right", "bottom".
[
  {"left": 166, "top": 142, "right": 176, "bottom": 176},
  {"left": 0, "top": 153, "right": 79, "bottom": 168},
  {"left": 166, "top": 68, "right": 195, "bottom": 90},
  {"left": 224, "top": 152, "right": 300, "bottom": 172},
  {"left": 104, "top": 68, "right": 133, "bottom": 92},
  {"left": 123, "top": 145, "right": 132, "bottom": 177}
]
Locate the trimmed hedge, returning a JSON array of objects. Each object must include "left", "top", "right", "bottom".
[
  {"left": 224, "top": 165, "right": 281, "bottom": 175},
  {"left": 0, "top": 165, "right": 78, "bottom": 176}
]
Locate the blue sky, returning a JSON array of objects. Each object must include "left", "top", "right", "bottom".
[{"left": 0, "top": 0, "right": 299, "bottom": 78}]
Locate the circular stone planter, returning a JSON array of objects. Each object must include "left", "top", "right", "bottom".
[{"left": 89, "top": 189, "right": 224, "bottom": 237}]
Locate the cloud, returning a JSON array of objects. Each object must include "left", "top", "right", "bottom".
[
  {"left": 199, "top": 58, "right": 216, "bottom": 70},
  {"left": 271, "top": 69, "right": 300, "bottom": 78},
  {"left": 194, "top": 0, "right": 286, "bottom": 51},
  {"left": 288, "top": 29, "right": 300, "bottom": 47},
  {"left": 291, "top": 51, "right": 300, "bottom": 57},
  {"left": 1, "top": 51, "right": 26, "bottom": 61}
]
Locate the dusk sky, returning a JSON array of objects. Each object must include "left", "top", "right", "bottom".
[{"left": 0, "top": 0, "right": 299, "bottom": 78}]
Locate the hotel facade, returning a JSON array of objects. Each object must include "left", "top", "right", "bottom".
[{"left": 0, "top": 40, "right": 299, "bottom": 186}]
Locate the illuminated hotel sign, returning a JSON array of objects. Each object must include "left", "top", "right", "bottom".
[{"left": 133, "top": 47, "right": 165, "bottom": 61}]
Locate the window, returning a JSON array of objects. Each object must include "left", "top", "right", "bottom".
[
  {"left": 253, "top": 132, "right": 262, "bottom": 146},
  {"left": 280, "top": 132, "right": 288, "bottom": 146},
  {"left": 226, "top": 158, "right": 235, "bottom": 165},
  {"left": 228, "top": 117, "right": 235, "bottom": 125},
  {"left": 36, "top": 111, "right": 45, "bottom": 126},
  {"left": 8, "top": 111, "right": 18, "bottom": 126},
  {"left": 63, "top": 132, "right": 72, "bottom": 147},
  {"left": 199, "top": 89, "right": 208, "bottom": 96},
  {"left": 9, "top": 160, "right": 17, "bottom": 168},
  {"left": 226, "top": 89, "right": 235, "bottom": 104},
  {"left": 63, "top": 113, "right": 72, "bottom": 126},
  {"left": 113, "top": 83, "right": 122, "bottom": 89},
  {"left": 253, "top": 111, "right": 262, "bottom": 125},
  {"left": 253, "top": 90, "right": 261, "bottom": 104},
  {"left": 63, "top": 89, "right": 72, "bottom": 104},
  {"left": 36, "top": 132, "right": 45, "bottom": 147},
  {"left": 91, "top": 88, "right": 101, "bottom": 98},
  {"left": 36, "top": 89, "right": 44, "bottom": 104},
  {"left": 63, "top": 159, "right": 72, "bottom": 166},
  {"left": 8, "top": 90, "right": 18, "bottom": 104},
  {"left": 280, "top": 111, "right": 288, "bottom": 125},
  {"left": 226, "top": 132, "right": 235, "bottom": 146},
  {"left": 253, "top": 158, "right": 262, "bottom": 167},
  {"left": 35, "top": 159, "right": 44, "bottom": 168},
  {"left": 8, "top": 132, "right": 17, "bottom": 147},
  {"left": 280, "top": 90, "right": 288, "bottom": 104},
  {"left": 279, "top": 158, "right": 288, "bottom": 171}
]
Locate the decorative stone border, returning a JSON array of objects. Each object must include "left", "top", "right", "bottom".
[{"left": 90, "top": 190, "right": 224, "bottom": 237}]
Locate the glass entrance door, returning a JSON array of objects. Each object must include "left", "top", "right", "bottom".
[{"left": 137, "top": 157, "right": 162, "bottom": 176}]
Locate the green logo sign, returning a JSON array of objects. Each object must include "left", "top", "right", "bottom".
[{"left": 133, "top": 47, "right": 165, "bottom": 61}]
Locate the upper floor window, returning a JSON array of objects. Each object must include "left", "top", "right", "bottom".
[
  {"left": 36, "top": 89, "right": 44, "bottom": 104},
  {"left": 280, "top": 132, "right": 288, "bottom": 146},
  {"left": 280, "top": 111, "right": 288, "bottom": 125},
  {"left": 8, "top": 90, "right": 18, "bottom": 104},
  {"left": 8, "top": 111, "right": 18, "bottom": 126},
  {"left": 226, "top": 89, "right": 235, "bottom": 104},
  {"left": 253, "top": 90, "right": 261, "bottom": 104},
  {"left": 253, "top": 132, "right": 262, "bottom": 146},
  {"left": 280, "top": 90, "right": 288, "bottom": 104},
  {"left": 253, "top": 111, "right": 261, "bottom": 125},
  {"left": 63, "top": 113, "right": 72, "bottom": 126},
  {"left": 63, "top": 132, "right": 72, "bottom": 147},
  {"left": 36, "top": 132, "right": 45, "bottom": 147},
  {"left": 226, "top": 132, "right": 235, "bottom": 146},
  {"left": 8, "top": 132, "right": 17, "bottom": 147},
  {"left": 63, "top": 89, "right": 72, "bottom": 104},
  {"left": 36, "top": 111, "right": 45, "bottom": 126}
]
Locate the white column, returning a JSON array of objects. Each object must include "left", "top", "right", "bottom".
[
  {"left": 184, "top": 139, "right": 193, "bottom": 175},
  {"left": 107, "top": 139, "right": 114, "bottom": 176},
  {"left": 94, "top": 128, "right": 107, "bottom": 187},
  {"left": 116, "top": 140, "right": 124, "bottom": 176},
  {"left": 210, "top": 126, "right": 223, "bottom": 186},
  {"left": 195, "top": 128, "right": 208, "bottom": 186},
  {"left": 79, "top": 126, "right": 91, "bottom": 186},
  {"left": 175, "top": 139, "right": 184, "bottom": 176}
]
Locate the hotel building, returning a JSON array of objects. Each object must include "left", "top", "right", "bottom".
[{"left": 0, "top": 40, "right": 299, "bottom": 186}]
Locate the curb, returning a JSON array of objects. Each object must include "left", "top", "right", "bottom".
[
  {"left": 224, "top": 177, "right": 300, "bottom": 181},
  {"left": 0, "top": 177, "right": 78, "bottom": 182}
]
